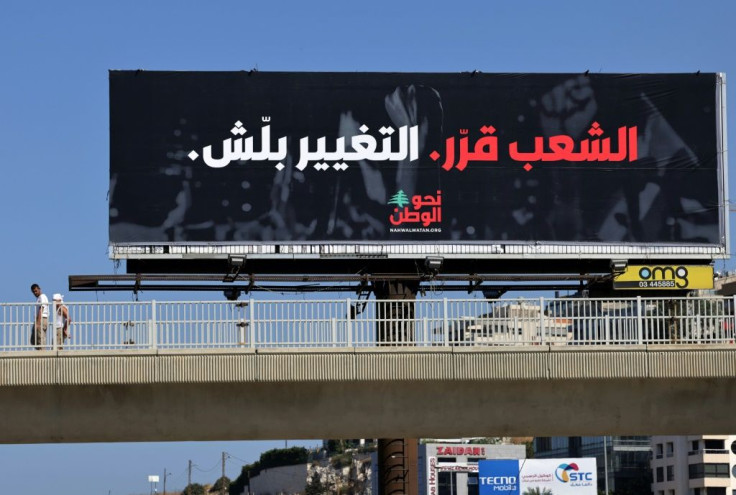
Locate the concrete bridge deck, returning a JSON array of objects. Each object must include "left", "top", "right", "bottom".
[{"left": 2, "top": 344, "right": 735, "bottom": 443}]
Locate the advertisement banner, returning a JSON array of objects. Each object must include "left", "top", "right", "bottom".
[
  {"left": 109, "top": 71, "right": 726, "bottom": 258},
  {"left": 613, "top": 264, "right": 714, "bottom": 290},
  {"left": 479, "top": 458, "right": 596, "bottom": 495}
]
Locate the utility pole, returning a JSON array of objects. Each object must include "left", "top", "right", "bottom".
[
  {"left": 187, "top": 460, "right": 192, "bottom": 495},
  {"left": 163, "top": 469, "right": 168, "bottom": 495},
  {"left": 221, "top": 452, "right": 227, "bottom": 495}
]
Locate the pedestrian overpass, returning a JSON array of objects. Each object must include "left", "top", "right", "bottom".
[{"left": 1, "top": 295, "right": 735, "bottom": 443}]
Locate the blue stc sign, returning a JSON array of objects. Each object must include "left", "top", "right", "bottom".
[{"left": 479, "top": 459, "right": 519, "bottom": 495}]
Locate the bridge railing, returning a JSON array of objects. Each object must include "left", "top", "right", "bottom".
[{"left": 1, "top": 296, "right": 734, "bottom": 352}]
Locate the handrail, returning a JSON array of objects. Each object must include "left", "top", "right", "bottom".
[{"left": 1, "top": 295, "right": 734, "bottom": 353}]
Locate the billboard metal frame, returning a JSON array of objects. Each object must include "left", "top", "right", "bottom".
[{"left": 108, "top": 72, "right": 729, "bottom": 273}]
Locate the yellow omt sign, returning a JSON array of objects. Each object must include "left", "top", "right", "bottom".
[{"left": 614, "top": 265, "right": 714, "bottom": 290}]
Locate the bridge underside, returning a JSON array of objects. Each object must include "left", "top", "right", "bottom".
[{"left": 1, "top": 346, "right": 734, "bottom": 443}]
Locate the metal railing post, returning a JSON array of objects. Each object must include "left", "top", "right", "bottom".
[
  {"left": 51, "top": 301, "right": 58, "bottom": 351},
  {"left": 636, "top": 296, "right": 643, "bottom": 345},
  {"left": 151, "top": 300, "right": 158, "bottom": 350},
  {"left": 732, "top": 295, "right": 736, "bottom": 343},
  {"left": 539, "top": 297, "right": 545, "bottom": 345},
  {"left": 443, "top": 298, "right": 449, "bottom": 346},
  {"left": 249, "top": 298, "right": 255, "bottom": 349},
  {"left": 346, "top": 298, "right": 353, "bottom": 348},
  {"left": 238, "top": 302, "right": 246, "bottom": 346}
]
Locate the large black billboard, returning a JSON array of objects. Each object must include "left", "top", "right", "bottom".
[{"left": 109, "top": 71, "right": 727, "bottom": 259}]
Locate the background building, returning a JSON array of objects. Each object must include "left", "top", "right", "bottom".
[
  {"left": 651, "top": 435, "right": 736, "bottom": 495},
  {"left": 414, "top": 440, "right": 525, "bottom": 495},
  {"left": 534, "top": 436, "right": 652, "bottom": 494}
]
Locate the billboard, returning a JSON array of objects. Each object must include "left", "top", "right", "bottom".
[
  {"left": 109, "top": 71, "right": 727, "bottom": 262},
  {"left": 613, "top": 264, "right": 714, "bottom": 290},
  {"left": 479, "top": 458, "right": 597, "bottom": 495}
]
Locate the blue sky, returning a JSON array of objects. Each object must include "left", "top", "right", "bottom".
[{"left": 1, "top": 0, "right": 735, "bottom": 493}]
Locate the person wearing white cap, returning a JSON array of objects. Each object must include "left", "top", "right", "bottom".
[{"left": 52, "top": 294, "right": 71, "bottom": 349}]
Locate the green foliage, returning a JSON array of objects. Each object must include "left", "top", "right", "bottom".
[
  {"left": 228, "top": 447, "right": 309, "bottom": 495},
  {"left": 181, "top": 483, "right": 206, "bottom": 495},
  {"left": 228, "top": 466, "right": 248, "bottom": 495},
  {"left": 330, "top": 452, "right": 352, "bottom": 469},
  {"left": 525, "top": 440, "right": 534, "bottom": 458},
  {"left": 523, "top": 487, "right": 552, "bottom": 495},
  {"left": 259, "top": 446, "right": 309, "bottom": 470},
  {"left": 210, "top": 476, "right": 231, "bottom": 493},
  {"left": 304, "top": 472, "right": 326, "bottom": 495}
]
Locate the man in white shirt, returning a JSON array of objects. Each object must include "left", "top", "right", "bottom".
[{"left": 30, "top": 283, "right": 48, "bottom": 350}]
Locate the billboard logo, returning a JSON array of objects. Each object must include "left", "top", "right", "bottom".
[
  {"left": 614, "top": 265, "right": 714, "bottom": 291},
  {"left": 555, "top": 463, "right": 593, "bottom": 483},
  {"left": 479, "top": 476, "right": 517, "bottom": 491},
  {"left": 638, "top": 266, "right": 688, "bottom": 288},
  {"left": 479, "top": 459, "right": 520, "bottom": 495},
  {"left": 388, "top": 190, "right": 442, "bottom": 232}
]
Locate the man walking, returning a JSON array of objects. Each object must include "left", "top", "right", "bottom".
[{"left": 30, "top": 283, "right": 48, "bottom": 350}]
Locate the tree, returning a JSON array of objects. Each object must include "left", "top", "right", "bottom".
[
  {"left": 210, "top": 476, "right": 231, "bottom": 494},
  {"left": 181, "top": 483, "right": 206, "bottom": 495},
  {"left": 523, "top": 488, "right": 552, "bottom": 495},
  {"left": 305, "top": 472, "right": 326, "bottom": 495}
]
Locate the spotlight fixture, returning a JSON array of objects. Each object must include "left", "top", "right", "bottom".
[
  {"left": 424, "top": 256, "right": 444, "bottom": 274},
  {"left": 610, "top": 259, "right": 628, "bottom": 274}
]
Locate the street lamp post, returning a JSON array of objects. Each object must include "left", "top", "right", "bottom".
[{"left": 163, "top": 469, "right": 173, "bottom": 495}]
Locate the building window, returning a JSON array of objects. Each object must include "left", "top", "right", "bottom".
[
  {"left": 657, "top": 466, "right": 664, "bottom": 483},
  {"left": 438, "top": 471, "right": 457, "bottom": 495},
  {"left": 688, "top": 463, "right": 730, "bottom": 479},
  {"left": 666, "top": 442, "right": 674, "bottom": 457},
  {"left": 656, "top": 444, "right": 664, "bottom": 459},
  {"left": 692, "top": 440, "right": 699, "bottom": 452},
  {"left": 707, "top": 489, "right": 726, "bottom": 495},
  {"left": 704, "top": 439, "right": 725, "bottom": 452},
  {"left": 536, "top": 437, "right": 551, "bottom": 452},
  {"left": 468, "top": 473, "right": 479, "bottom": 495},
  {"left": 667, "top": 465, "right": 674, "bottom": 481},
  {"left": 668, "top": 490, "right": 674, "bottom": 495}
]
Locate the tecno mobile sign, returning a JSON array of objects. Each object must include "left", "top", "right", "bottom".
[
  {"left": 479, "top": 458, "right": 597, "bottom": 495},
  {"left": 109, "top": 71, "right": 727, "bottom": 261}
]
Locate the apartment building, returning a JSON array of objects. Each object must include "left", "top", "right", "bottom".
[{"left": 651, "top": 436, "right": 736, "bottom": 495}]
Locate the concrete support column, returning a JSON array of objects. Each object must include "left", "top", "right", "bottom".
[
  {"left": 378, "top": 438, "right": 418, "bottom": 495},
  {"left": 374, "top": 280, "right": 420, "bottom": 495}
]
